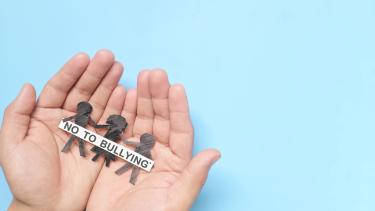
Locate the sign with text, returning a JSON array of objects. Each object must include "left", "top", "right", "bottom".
[{"left": 58, "top": 120, "right": 154, "bottom": 172}]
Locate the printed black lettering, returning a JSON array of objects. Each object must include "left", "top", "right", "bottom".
[
  {"left": 71, "top": 126, "right": 79, "bottom": 134},
  {"left": 141, "top": 160, "right": 149, "bottom": 168},
  {"left": 118, "top": 148, "right": 125, "bottom": 158},
  {"left": 63, "top": 121, "right": 72, "bottom": 131},
  {"left": 134, "top": 156, "right": 142, "bottom": 165},
  {"left": 125, "top": 151, "right": 133, "bottom": 160},
  {"left": 107, "top": 142, "right": 115, "bottom": 152},
  {"left": 88, "top": 134, "right": 96, "bottom": 142},
  {"left": 113, "top": 145, "right": 119, "bottom": 155},
  {"left": 100, "top": 140, "right": 107, "bottom": 148},
  {"left": 83, "top": 131, "right": 90, "bottom": 139}
]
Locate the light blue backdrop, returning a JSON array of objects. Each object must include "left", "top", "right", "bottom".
[{"left": 1, "top": 0, "right": 375, "bottom": 210}]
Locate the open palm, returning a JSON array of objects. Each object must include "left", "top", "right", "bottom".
[
  {"left": 87, "top": 70, "right": 220, "bottom": 211},
  {"left": 0, "top": 50, "right": 125, "bottom": 210}
]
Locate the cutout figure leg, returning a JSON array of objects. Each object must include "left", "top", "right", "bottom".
[
  {"left": 91, "top": 146, "right": 102, "bottom": 161},
  {"left": 115, "top": 163, "right": 132, "bottom": 175},
  {"left": 61, "top": 135, "right": 75, "bottom": 153},
  {"left": 78, "top": 138, "right": 86, "bottom": 157},
  {"left": 91, "top": 153, "right": 100, "bottom": 161},
  {"left": 104, "top": 153, "right": 116, "bottom": 167},
  {"left": 105, "top": 155, "right": 111, "bottom": 167},
  {"left": 129, "top": 167, "right": 140, "bottom": 185}
]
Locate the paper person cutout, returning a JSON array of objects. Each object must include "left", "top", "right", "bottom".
[
  {"left": 61, "top": 101, "right": 104, "bottom": 157},
  {"left": 58, "top": 119, "right": 154, "bottom": 171},
  {"left": 91, "top": 114, "right": 128, "bottom": 167},
  {"left": 115, "top": 133, "right": 155, "bottom": 185}
]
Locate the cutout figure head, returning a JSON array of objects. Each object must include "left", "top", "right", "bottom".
[
  {"left": 140, "top": 133, "right": 155, "bottom": 149},
  {"left": 106, "top": 114, "right": 127, "bottom": 131},
  {"left": 76, "top": 101, "right": 93, "bottom": 114}
]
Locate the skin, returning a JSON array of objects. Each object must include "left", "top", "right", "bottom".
[
  {"left": 87, "top": 70, "right": 220, "bottom": 211},
  {"left": 0, "top": 51, "right": 220, "bottom": 211},
  {"left": 0, "top": 49, "right": 124, "bottom": 210}
]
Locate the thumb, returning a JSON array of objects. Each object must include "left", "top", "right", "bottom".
[
  {"left": 1, "top": 83, "right": 36, "bottom": 143},
  {"left": 171, "top": 149, "right": 221, "bottom": 210}
]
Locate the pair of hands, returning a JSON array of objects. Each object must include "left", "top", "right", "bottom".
[{"left": 0, "top": 50, "right": 220, "bottom": 211}]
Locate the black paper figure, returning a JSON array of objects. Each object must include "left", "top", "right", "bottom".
[
  {"left": 62, "top": 101, "right": 104, "bottom": 157},
  {"left": 115, "top": 133, "right": 155, "bottom": 185},
  {"left": 91, "top": 114, "right": 128, "bottom": 167}
]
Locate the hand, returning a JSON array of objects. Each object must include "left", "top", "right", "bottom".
[
  {"left": 0, "top": 50, "right": 124, "bottom": 210},
  {"left": 86, "top": 70, "right": 221, "bottom": 211}
]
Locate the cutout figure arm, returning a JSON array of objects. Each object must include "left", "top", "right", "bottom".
[
  {"left": 123, "top": 140, "right": 140, "bottom": 147},
  {"left": 89, "top": 117, "right": 110, "bottom": 128},
  {"left": 62, "top": 115, "right": 76, "bottom": 122}
]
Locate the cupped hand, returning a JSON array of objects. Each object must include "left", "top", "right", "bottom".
[
  {"left": 0, "top": 49, "right": 125, "bottom": 210},
  {"left": 86, "top": 70, "right": 221, "bottom": 211}
]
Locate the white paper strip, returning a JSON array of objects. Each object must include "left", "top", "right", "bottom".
[{"left": 58, "top": 120, "right": 154, "bottom": 172}]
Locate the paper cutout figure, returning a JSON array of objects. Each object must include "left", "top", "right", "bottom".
[
  {"left": 61, "top": 101, "right": 103, "bottom": 157},
  {"left": 91, "top": 114, "right": 128, "bottom": 167},
  {"left": 115, "top": 133, "right": 155, "bottom": 185}
]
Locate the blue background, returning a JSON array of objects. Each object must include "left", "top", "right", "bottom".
[{"left": 1, "top": 0, "right": 375, "bottom": 210}]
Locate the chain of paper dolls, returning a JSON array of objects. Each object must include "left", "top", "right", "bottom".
[{"left": 61, "top": 101, "right": 155, "bottom": 185}]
